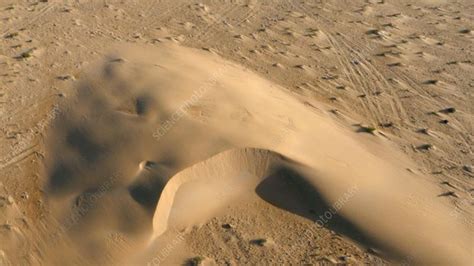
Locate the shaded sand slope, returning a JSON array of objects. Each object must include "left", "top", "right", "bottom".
[{"left": 44, "top": 43, "right": 471, "bottom": 264}]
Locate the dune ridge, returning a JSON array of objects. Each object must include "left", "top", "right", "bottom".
[{"left": 152, "top": 148, "right": 279, "bottom": 238}]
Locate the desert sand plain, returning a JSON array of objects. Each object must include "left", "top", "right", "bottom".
[{"left": 0, "top": 0, "right": 473, "bottom": 265}]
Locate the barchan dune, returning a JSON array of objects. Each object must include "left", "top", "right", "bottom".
[{"left": 43, "top": 43, "right": 471, "bottom": 265}]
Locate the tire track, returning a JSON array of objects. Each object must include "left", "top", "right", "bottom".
[
  {"left": 2, "top": 1, "right": 58, "bottom": 36},
  {"left": 195, "top": 0, "right": 261, "bottom": 43},
  {"left": 0, "top": 143, "right": 38, "bottom": 170},
  {"left": 290, "top": 0, "right": 415, "bottom": 125},
  {"left": 326, "top": 33, "right": 384, "bottom": 124},
  {"left": 343, "top": 31, "right": 470, "bottom": 134},
  {"left": 194, "top": 4, "right": 244, "bottom": 42},
  {"left": 288, "top": 1, "right": 386, "bottom": 124},
  {"left": 138, "top": 0, "right": 189, "bottom": 32},
  {"left": 336, "top": 34, "right": 409, "bottom": 124}
]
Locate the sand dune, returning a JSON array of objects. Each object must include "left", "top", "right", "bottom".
[{"left": 39, "top": 44, "right": 471, "bottom": 265}]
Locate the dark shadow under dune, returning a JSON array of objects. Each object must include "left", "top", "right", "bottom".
[
  {"left": 256, "top": 166, "right": 405, "bottom": 262},
  {"left": 128, "top": 162, "right": 172, "bottom": 216}
]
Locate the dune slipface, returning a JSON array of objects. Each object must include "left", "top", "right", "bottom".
[{"left": 43, "top": 43, "right": 471, "bottom": 265}]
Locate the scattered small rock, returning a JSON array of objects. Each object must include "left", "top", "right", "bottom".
[
  {"left": 358, "top": 125, "right": 377, "bottom": 134},
  {"left": 250, "top": 238, "right": 268, "bottom": 246},
  {"left": 380, "top": 122, "right": 393, "bottom": 128},
  {"left": 0, "top": 197, "right": 7, "bottom": 208},
  {"left": 366, "top": 29, "right": 380, "bottom": 35},
  {"left": 417, "top": 144, "right": 434, "bottom": 151},
  {"left": 439, "top": 107, "right": 456, "bottom": 114},
  {"left": 4, "top": 32, "right": 18, "bottom": 39},
  {"left": 338, "top": 255, "right": 353, "bottom": 262},
  {"left": 295, "top": 64, "right": 308, "bottom": 69},
  {"left": 462, "top": 165, "right": 472, "bottom": 173},
  {"left": 387, "top": 62, "right": 402, "bottom": 67},
  {"left": 417, "top": 128, "right": 430, "bottom": 135},
  {"left": 423, "top": 79, "right": 438, "bottom": 85},
  {"left": 321, "top": 74, "right": 338, "bottom": 80},
  {"left": 16, "top": 48, "right": 36, "bottom": 59},
  {"left": 57, "top": 75, "right": 75, "bottom": 81},
  {"left": 20, "top": 192, "right": 29, "bottom": 200},
  {"left": 202, "top": 47, "right": 216, "bottom": 53},
  {"left": 221, "top": 223, "right": 233, "bottom": 229},
  {"left": 437, "top": 191, "right": 459, "bottom": 198},
  {"left": 187, "top": 256, "right": 206, "bottom": 266}
]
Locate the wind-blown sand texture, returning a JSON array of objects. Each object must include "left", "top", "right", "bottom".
[{"left": 0, "top": 0, "right": 473, "bottom": 265}]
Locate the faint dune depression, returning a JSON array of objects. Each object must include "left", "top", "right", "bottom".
[{"left": 43, "top": 43, "right": 471, "bottom": 265}]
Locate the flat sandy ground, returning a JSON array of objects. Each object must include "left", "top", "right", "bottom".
[{"left": 0, "top": 0, "right": 473, "bottom": 265}]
